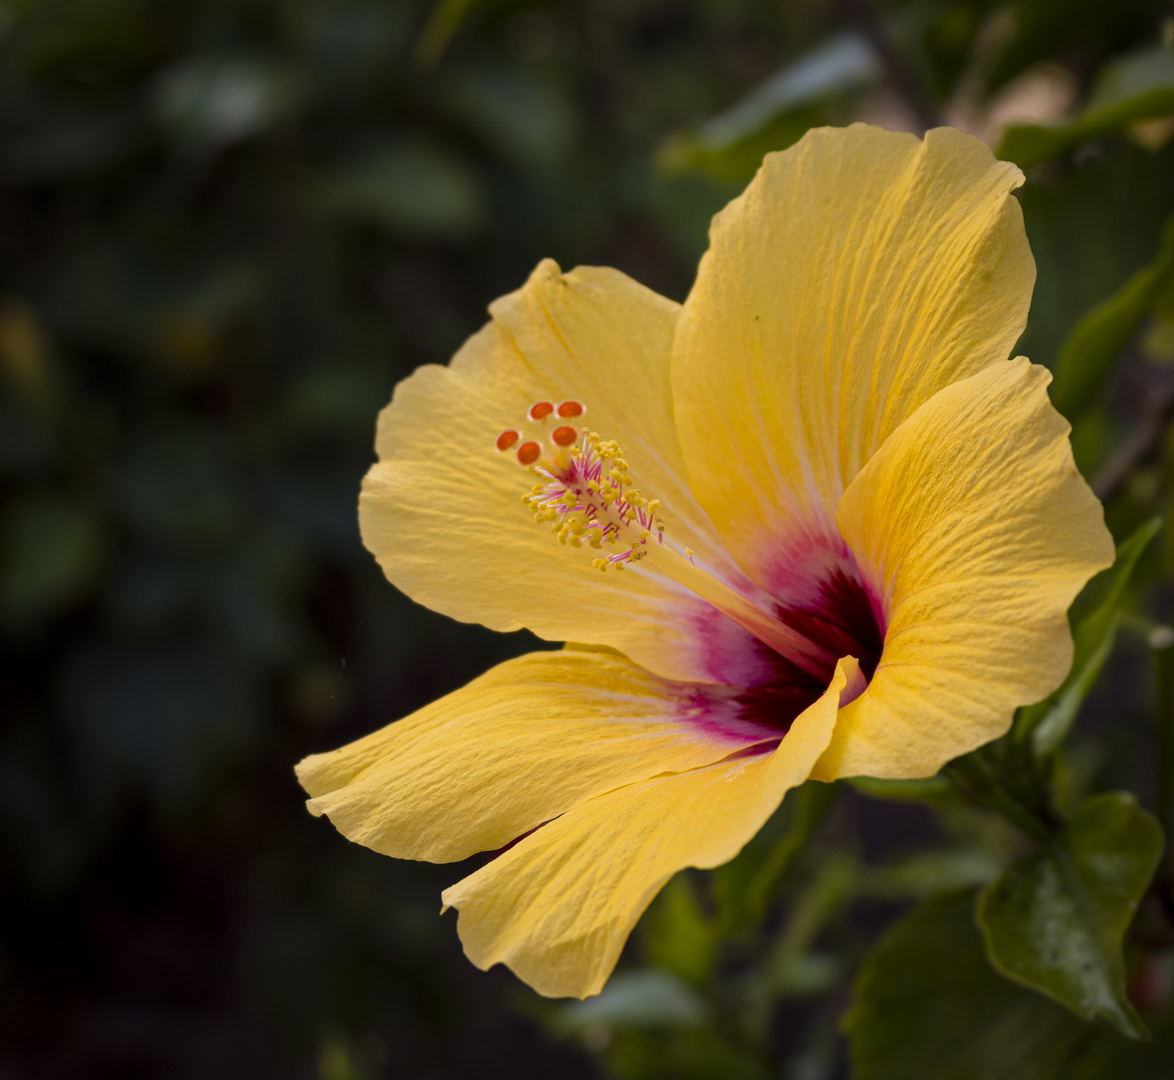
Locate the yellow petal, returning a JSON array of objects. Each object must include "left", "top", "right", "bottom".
[
  {"left": 296, "top": 648, "right": 779, "bottom": 863},
  {"left": 813, "top": 359, "right": 1113, "bottom": 781},
  {"left": 441, "top": 657, "right": 860, "bottom": 999},
  {"left": 361, "top": 259, "right": 768, "bottom": 685},
  {"left": 673, "top": 124, "right": 1035, "bottom": 602}
]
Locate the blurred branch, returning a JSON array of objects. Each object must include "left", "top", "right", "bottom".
[
  {"left": 1091, "top": 372, "right": 1174, "bottom": 502},
  {"left": 835, "top": 0, "right": 938, "bottom": 130}
]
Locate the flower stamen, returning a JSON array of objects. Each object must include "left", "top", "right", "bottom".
[{"left": 495, "top": 406, "right": 838, "bottom": 680}]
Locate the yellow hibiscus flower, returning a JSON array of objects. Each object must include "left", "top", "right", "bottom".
[{"left": 296, "top": 123, "right": 1114, "bottom": 1000}]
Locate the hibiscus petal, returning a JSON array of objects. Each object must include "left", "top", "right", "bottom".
[
  {"left": 673, "top": 123, "right": 1035, "bottom": 603},
  {"left": 440, "top": 657, "right": 859, "bottom": 999},
  {"left": 360, "top": 259, "right": 769, "bottom": 685},
  {"left": 296, "top": 647, "right": 781, "bottom": 864},
  {"left": 814, "top": 359, "right": 1114, "bottom": 781}
]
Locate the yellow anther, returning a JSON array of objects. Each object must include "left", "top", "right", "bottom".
[{"left": 516, "top": 421, "right": 668, "bottom": 577}]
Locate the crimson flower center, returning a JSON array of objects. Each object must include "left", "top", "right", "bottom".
[
  {"left": 497, "top": 400, "right": 885, "bottom": 730},
  {"left": 737, "top": 569, "right": 884, "bottom": 733}
]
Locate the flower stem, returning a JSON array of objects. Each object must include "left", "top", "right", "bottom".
[{"left": 944, "top": 754, "right": 1056, "bottom": 846}]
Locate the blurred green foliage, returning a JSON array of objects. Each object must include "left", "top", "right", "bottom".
[
  {"left": 998, "top": 44, "right": 1174, "bottom": 169},
  {"left": 1020, "top": 520, "right": 1161, "bottom": 767},
  {"left": 847, "top": 890, "right": 1089, "bottom": 1080},
  {"left": 3, "top": 0, "right": 1174, "bottom": 1077}
]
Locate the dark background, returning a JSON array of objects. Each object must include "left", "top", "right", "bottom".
[{"left": 2, "top": 1, "right": 1174, "bottom": 1077}]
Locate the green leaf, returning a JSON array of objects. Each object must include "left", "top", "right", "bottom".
[
  {"left": 998, "top": 45, "right": 1174, "bottom": 171},
  {"left": 443, "top": 66, "right": 575, "bottom": 166},
  {"left": 847, "top": 890, "right": 1087, "bottom": 1080},
  {"left": 556, "top": 969, "right": 707, "bottom": 1032},
  {"left": 656, "top": 33, "right": 878, "bottom": 181},
  {"left": 1013, "top": 518, "right": 1160, "bottom": 755},
  {"left": 413, "top": 0, "right": 484, "bottom": 66},
  {"left": 0, "top": 493, "right": 106, "bottom": 626},
  {"left": 1056, "top": 1018, "right": 1174, "bottom": 1077},
  {"left": 313, "top": 139, "right": 486, "bottom": 240},
  {"left": 1141, "top": 313, "right": 1174, "bottom": 362},
  {"left": 848, "top": 774, "right": 964, "bottom": 810},
  {"left": 1049, "top": 215, "right": 1174, "bottom": 420},
  {"left": 640, "top": 873, "right": 715, "bottom": 986},
  {"left": 867, "top": 850, "right": 1006, "bottom": 899},
  {"left": 920, "top": 3, "right": 986, "bottom": 101},
  {"left": 984, "top": 0, "right": 1151, "bottom": 97},
  {"left": 977, "top": 792, "right": 1163, "bottom": 1040},
  {"left": 152, "top": 54, "right": 308, "bottom": 151}
]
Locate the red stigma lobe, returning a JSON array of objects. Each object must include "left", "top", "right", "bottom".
[{"left": 516, "top": 441, "right": 542, "bottom": 466}]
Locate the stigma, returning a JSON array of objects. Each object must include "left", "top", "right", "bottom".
[{"left": 493, "top": 401, "right": 840, "bottom": 681}]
